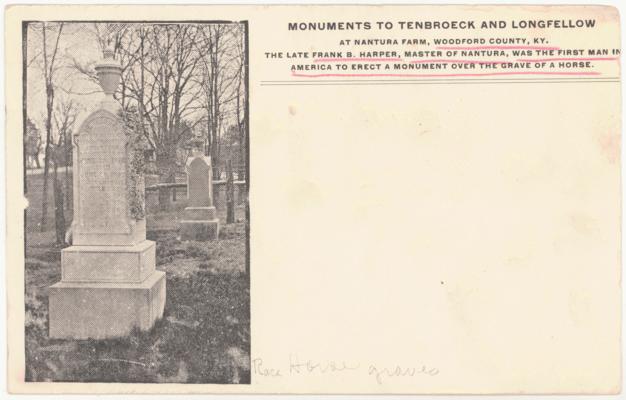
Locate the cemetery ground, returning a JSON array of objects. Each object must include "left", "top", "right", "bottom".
[{"left": 24, "top": 171, "right": 250, "bottom": 383}]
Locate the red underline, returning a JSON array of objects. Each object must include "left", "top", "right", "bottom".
[
  {"left": 312, "top": 57, "right": 617, "bottom": 64},
  {"left": 410, "top": 59, "right": 506, "bottom": 64},
  {"left": 436, "top": 45, "right": 560, "bottom": 51},
  {"left": 291, "top": 71, "right": 602, "bottom": 78},
  {"left": 516, "top": 57, "right": 619, "bottom": 62},
  {"left": 314, "top": 57, "right": 401, "bottom": 63}
]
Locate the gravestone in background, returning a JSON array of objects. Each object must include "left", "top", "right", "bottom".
[
  {"left": 48, "top": 49, "right": 166, "bottom": 339},
  {"left": 180, "top": 139, "right": 220, "bottom": 240}
]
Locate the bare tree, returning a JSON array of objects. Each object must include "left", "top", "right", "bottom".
[
  {"left": 110, "top": 24, "right": 204, "bottom": 183},
  {"left": 71, "top": 22, "right": 246, "bottom": 187},
  {"left": 232, "top": 24, "right": 247, "bottom": 180},
  {"left": 53, "top": 98, "right": 79, "bottom": 212},
  {"left": 196, "top": 24, "right": 242, "bottom": 178},
  {"left": 30, "top": 22, "right": 64, "bottom": 232}
]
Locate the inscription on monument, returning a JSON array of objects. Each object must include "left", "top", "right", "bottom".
[{"left": 78, "top": 116, "right": 129, "bottom": 234}]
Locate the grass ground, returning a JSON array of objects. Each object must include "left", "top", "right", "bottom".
[{"left": 24, "top": 172, "right": 250, "bottom": 383}]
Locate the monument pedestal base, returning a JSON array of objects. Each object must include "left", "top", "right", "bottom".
[
  {"left": 61, "top": 241, "right": 155, "bottom": 282},
  {"left": 180, "top": 220, "right": 220, "bottom": 241},
  {"left": 48, "top": 271, "right": 166, "bottom": 340},
  {"left": 180, "top": 206, "right": 219, "bottom": 241}
]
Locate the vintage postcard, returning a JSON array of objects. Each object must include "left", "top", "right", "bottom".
[{"left": 4, "top": 4, "right": 622, "bottom": 395}]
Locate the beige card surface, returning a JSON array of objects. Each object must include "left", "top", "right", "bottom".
[{"left": 4, "top": 4, "right": 622, "bottom": 394}]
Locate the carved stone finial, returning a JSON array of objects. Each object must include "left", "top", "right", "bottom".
[
  {"left": 95, "top": 46, "right": 122, "bottom": 97},
  {"left": 189, "top": 135, "right": 205, "bottom": 155}
]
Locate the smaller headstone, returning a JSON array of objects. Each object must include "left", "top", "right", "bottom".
[{"left": 180, "top": 138, "right": 219, "bottom": 240}]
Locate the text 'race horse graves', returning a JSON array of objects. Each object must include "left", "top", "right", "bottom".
[{"left": 48, "top": 48, "right": 166, "bottom": 340}]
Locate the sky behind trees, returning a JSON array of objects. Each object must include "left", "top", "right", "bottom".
[{"left": 26, "top": 21, "right": 247, "bottom": 175}]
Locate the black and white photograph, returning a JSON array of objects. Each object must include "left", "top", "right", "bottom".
[{"left": 22, "top": 20, "right": 250, "bottom": 383}]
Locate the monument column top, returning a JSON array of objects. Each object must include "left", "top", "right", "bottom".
[{"left": 94, "top": 48, "right": 122, "bottom": 98}]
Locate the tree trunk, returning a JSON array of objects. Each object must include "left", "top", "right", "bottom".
[
  {"left": 41, "top": 87, "right": 53, "bottom": 231},
  {"left": 52, "top": 156, "right": 65, "bottom": 245},
  {"left": 226, "top": 159, "right": 235, "bottom": 224},
  {"left": 171, "top": 164, "right": 178, "bottom": 202},
  {"left": 40, "top": 141, "right": 51, "bottom": 232},
  {"left": 64, "top": 136, "right": 71, "bottom": 210},
  {"left": 236, "top": 62, "right": 246, "bottom": 182},
  {"left": 39, "top": 22, "right": 64, "bottom": 231}
]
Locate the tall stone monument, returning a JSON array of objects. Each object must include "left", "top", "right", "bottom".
[
  {"left": 48, "top": 49, "right": 166, "bottom": 339},
  {"left": 180, "top": 137, "right": 220, "bottom": 240}
]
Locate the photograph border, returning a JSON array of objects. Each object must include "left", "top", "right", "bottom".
[{"left": 20, "top": 18, "right": 251, "bottom": 385}]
